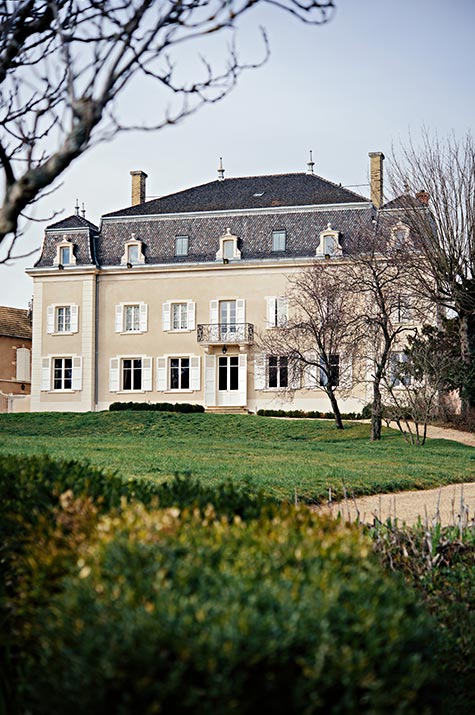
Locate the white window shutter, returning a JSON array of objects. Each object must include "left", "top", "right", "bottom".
[
  {"left": 72, "top": 356, "right": 82, "bottom": 390},
  {"left": 254, "top": 353, "right": 266, "bottom": 390},
  {"left": 142, "top": 357, "right": 152, "bottom": 391},
  {"left": 277, "top": 298, "right": 288, "bottom": 327},
  {"left": 304, "top": 353, "right": 318, "bottom": 389},
  {"left": 16, "top": 348, "right": 30, "bottom": 382},
  {"left": 41, "top": 358, "right": 50, "bottom": 391},
  {"left": 109, "top": 358, "right": 120, "bottom": 392},
  {"left": 162, "top": 302, "right": 171, "bottom": 331},
  {"left": 156, "top": 357, "right": 167, "bottom": 391},
  {"left": 115, "top": 305, "right": 123, "bottom": 333},
  {"left": 236, "top": 299, "right": 245, "bottom": 324},
  {"left": 70, "top": 305, "right": 79, "bottom": 333},
  {"left": 266, "top": 297, "right": 276, "bottom": 328},
  {"left": 340, "top": 355, "right": 353, "bottom": 389},
  {"left": 47, "top": 306, "right": 54, "bottom": 334},
  {"left": 190, "top": 356, "right": 200, "bottom": 390},
  {"left": 204, "top": 353, "right": 216, "bottom": 406},
  {"left": 210, "top": 300, "right": 219, "bottom": 325},
  {"left": 290, "top": 362, "right": 301, "bottom": 390},
  {"left": 140, "top": 303, "right": 148, "bottom": 332},
  {"left": 187, "top": 301, "right": 196, "bottom": 330},
  {"left": 238, "top": 354, "right": 247, "bottom": 405}
]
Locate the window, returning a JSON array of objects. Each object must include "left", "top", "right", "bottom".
[
  {"left": 124, "top": 304, "right": 140, "bottom": 332},
  {"left": 394, "top": 295, "right": 411, "bottom": 323},
  {"left": 390, "top": 352, "right": 410, "bottom": 387},
  {"left": 115, "top": 303, "right": 148, "bottom": 333},
  {"left": 54, "top": 240, "right": 76, "bottom": 267},
  {"left": 172, "top": 303, "right": 188, "bottom": 330},
  {"left": 268, "top": 356, "right": 288, "bottom": 388},
  {"left": 121, "top": 238, "right": 145, "bottom": 266},
  {"left": 56, "top": 306, "right": 71, "bottom": 332},
  {"left": 156, "top": 356, "right": 200, "bottom": 391},
  {"left": 47, "top": 304, "right": 78, "bottom": 334},
  {"left": 320, "top": 355, "right": 340, "bottom": 387},
  {"left": 170, "top": 357, "right": 190, "bottom": 390},
  {"left": 175, "top": 236, "right": 189, "bottom": 256},
  {"left": 222, "top": 239, "right": 234, "bottom": 260},
  {"left": 127, "top": 244, "right": 139, "bottom": 264},
  {"left": 272, "top": 230, "right": 286, "bottom": 252},
  {"left": 53, "top": 357, "right": 73, "bottom": 390},
  {"left": 316, "top": 223, "right": 342, "bottom": 257},
  {"left": 266, "top": 297, "right": 288, "bottom": 328},
  {"left": 216, "top": 229, "right": 241, "bottom": 261},
  {"left": 60, "top": 246, "right": 71, "bottom": 265},
  {"left": 391, "top": 222, "right": 410, "bottom": 250},
  {"left": 122, "top": 358, "right": 142, "bottom": 390},
  {"left": 162, "top": 301, "right": 195, "bottom": 331}
]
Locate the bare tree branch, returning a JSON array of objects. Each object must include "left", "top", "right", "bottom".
[{"left": 0, "top": 0, "right": 335, "bottom": 247}]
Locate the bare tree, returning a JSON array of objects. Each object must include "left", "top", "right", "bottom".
[
  {"left": 389, "top": 131, "right": 475, "bottom": 420},
  {"left": 0, "top": 0, "right": 335, "bottom": 255},
  {"left": 258, "top": 263, "right": 358, "bottom": 429},
  {"left": 382, "top": 327, "right": 454, "bottom": 446},
  {"left": 345, "top": 229, "right": 424, "bottom": 441}
]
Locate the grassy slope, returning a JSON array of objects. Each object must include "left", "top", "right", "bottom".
[{"left": 0, "top": 412, "right": 474, "bottom": 502}]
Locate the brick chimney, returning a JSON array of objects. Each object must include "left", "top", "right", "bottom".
[
  {"left": 368, "top": 152, "right": 385, "bottom": 208},
  {"left": 130, "top": 170, "right": 148, "bottom": 206},
  {"left": 415, "top": 190, "right": 430, "bottom": 206}
]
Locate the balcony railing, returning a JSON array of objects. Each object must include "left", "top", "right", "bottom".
[{"left": 197, "top": 323, "right": 254, "bottom": 345}]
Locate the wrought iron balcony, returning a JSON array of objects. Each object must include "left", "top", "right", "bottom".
[{"left": 197, "top": 323, "right": 254, "bottom": 345}]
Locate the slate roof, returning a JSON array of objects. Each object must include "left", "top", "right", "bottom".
[
  {"left": 0, "top": 306, "right": 32, "bottom": 340},
  {"left": 98, "top": 206, "right": 375, "bottom": 266},
  {"left": 382, "top": 194, "right": 423, "bottom": 210},
  {"left": 103, "top": 173, "right": 368, "bottom": 218},
  {"left": 46, "top": 215, "right": 99, "bottom": 232}
]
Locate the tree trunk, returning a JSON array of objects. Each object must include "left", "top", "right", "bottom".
[
  {"left": 326, "top": 388, "right": 344, "bottom": 429},
  {"left": 458, "top": 311, "right": 475, "bottom": 421},
  {"left": 371, "top": 379, "right": 382, "bottom": 441}
]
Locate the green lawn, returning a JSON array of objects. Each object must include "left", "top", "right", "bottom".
[{"left": 0, "top": 411, "right": 474, "bottom": 502}]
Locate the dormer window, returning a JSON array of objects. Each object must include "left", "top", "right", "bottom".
[
  {"left": 316, "top": 223, "right": 342, "bottom": 258},
  {"left": 175, "top": 235, "right": 189, "bottom": 256},
  {"left": 272, "top": 230, "right": 286, "bottom": 252},
  {"left": 121, "top": 235, "right": 145, "bottom": 266},
  {"left": 54, "top": 237, "right": 77, "bottom": 267},
  {"left": 216, "top": 228, "right": 241, "bottom": 262},
  {"left": 391, "top": 221, "right": 410, "bottom": 250}
]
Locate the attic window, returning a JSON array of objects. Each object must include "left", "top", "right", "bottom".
[
  {"left": 316, "top": 223, "right": 342, "bottom": 258},
  {"left": 391, "top": 221, "right": 410, "bottom": 249},
  {"left": 121, "top": 236, "right": 145, "bottom": 266},
  {"left": 253, "top": 192, "right": 265, "bottom": 197},
  {"left": 216, "top": 228, "right": 241, "bottom": 262},
  {"left": 272, "top": 230, "right": 286, "bottom": 252},
  {"left": 54, "top": 238, "right": 76, "bottom": 267}
]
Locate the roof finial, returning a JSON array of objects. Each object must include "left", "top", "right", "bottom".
[
  {"left": 307, "top": 149, "right": 315, "bottom": 175},
  {"left": 217, "top": 157, "right": 225, "bottom": 181},
  {"left": 81, "top": 202, "right": 86, "bottom": 218},
  {"left": 75, "top": 198, "right": 80, "bottom": 216},
  {"left": 403, "top": 178, "right": 410, "bottom": 194}
]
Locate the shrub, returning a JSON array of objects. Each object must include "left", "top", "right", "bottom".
[
  {"left": 109, "top": 401, "right": 204, "bottom": 413},
  {"left": 257, "top": 408, "right": 362, "bottom": 420},
  {"left": 14, "top": 505, "right": 438, "bottom": 714}
]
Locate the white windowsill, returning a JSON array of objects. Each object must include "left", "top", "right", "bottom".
[{"left": 120, "top": 331, "right": 145, "bottom": 335}]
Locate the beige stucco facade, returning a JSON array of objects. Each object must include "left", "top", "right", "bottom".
[{"left": 28, "top": 257, "right": 370, "bottom": 413}]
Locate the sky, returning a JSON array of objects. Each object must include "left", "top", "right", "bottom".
[{"left": 1, "top": 0, "right": 474, "bottom": 308}]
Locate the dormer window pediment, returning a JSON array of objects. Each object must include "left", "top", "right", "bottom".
[
  {"left": 316, "top": 223, "right": 342, "bottom": 258},
  {"left": 121, "top": 235, "right": 145, "bottom": 266},
  {"left": 216, "top": 228, "right": 241, "bottom": 262},
  {"left": 54, "top": 237, "right": 77, "bottom": 267}
]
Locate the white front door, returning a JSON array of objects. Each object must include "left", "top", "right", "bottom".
[{"left": 217, "top": 354, "right": 247, "bottom": 406}]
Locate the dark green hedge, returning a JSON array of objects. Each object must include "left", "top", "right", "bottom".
[
  {"left": 109, "top": 401, "right": 204, "bottom": 413},
  {"left": 257, "top": 408, "right": 362, "bottom": 420},
  {"left": 14, "top": 503, "right": 438, "bottom": 714}
]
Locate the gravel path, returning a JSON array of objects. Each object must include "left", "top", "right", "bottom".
[{"left": 316, "top": 423, "right": 475, "bottom": 527}]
